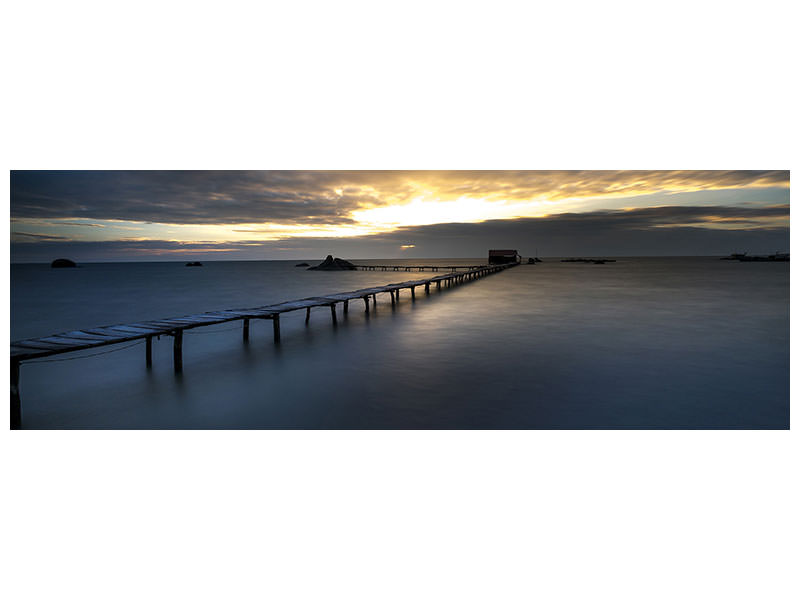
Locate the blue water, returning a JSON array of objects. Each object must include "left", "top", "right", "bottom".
[{"left": 10, "top": 258, "right": 789, "bottom": 428}]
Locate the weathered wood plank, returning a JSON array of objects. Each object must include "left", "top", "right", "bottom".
[{"left": 13, "top": 339, "right": 84, "bottom": 350}]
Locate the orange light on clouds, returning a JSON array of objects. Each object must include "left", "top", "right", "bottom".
[{"left": 9, "top": 171, "right": 790, "bottom": 245}]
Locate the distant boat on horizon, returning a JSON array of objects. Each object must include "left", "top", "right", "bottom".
[{"left": 737, "top": 252, "right": 789, "bottom": 262}]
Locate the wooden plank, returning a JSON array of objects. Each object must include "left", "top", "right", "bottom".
[
  {"left": 10, "top": 345, "right": 47, "bottom": 359},
  {"left": 37, "top": 336, "right": 96, "bottom": 346},
  {"left": 83, "top": 327, "right": 136, "bottom": 338},
  {"left": 46, "top": 335, "right": 110, "bottom": 346},
  {"left": 103, "top": 325, "right": 163, "bottom": 335},
  {"left": 54, "top": 330, "right": 118, "bottom": 341},
  {"left": 13, "top": 339, "right": 83, "bottom": 350}
]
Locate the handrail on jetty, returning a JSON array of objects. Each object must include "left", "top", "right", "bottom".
[{"left": 10, "top": 263, "right": 517, "bottom": 428}]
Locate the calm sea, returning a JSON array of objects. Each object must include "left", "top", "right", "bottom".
[{"left": 10, "top": 257, "right": 789, "bottom": 429}]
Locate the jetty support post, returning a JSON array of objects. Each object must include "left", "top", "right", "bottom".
[
  {"left": 425, "top": 282, "right": 430, "bottom": 295},
  {"left": 145, "top": 335, "right": 153, "bottom": 367},
  {"left": 11, "top": 359, "right": 21, "bottom": 430},
  {"left": 305, "top": 307, "right": 311, "bottom": 324},
  {"left": 242, "top": 318, "right": 250, "bottom": 342},
  {"left": 272, "top": 314, "right": 281, "bottom": 343},
  {"left": 390, "top": 290, "right": 395, "bottom": 306},
  {"left": 372, "top": 294, "right": 377, "bottom": 307},
  {"left": 330, "top": 303, "right": 337, "bottom": 324},
  {"left": 411, "top": 286, "right": 416, "bottom": 300},
  {"left": 363, "top": 296, "right": 370, "bottom": 313},
  {"left": 344, "top": 300, "right": 349, "bottom": 315},
  {"left": 173, "top": 329, "right": 183, "bottom": 373}
]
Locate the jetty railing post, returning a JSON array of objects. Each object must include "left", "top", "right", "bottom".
[
  {"left": 11, "top": 359, "right": 21, "bottom": 430},
  {"left": 242, "top": 318, "right": 250, "bottom": 342},
  {"left": 146, "top": 335, "right": 153, "bottom": 367},
  {"left": 173, "top": 330, "right": 183, "bottom": 373},
  {"left": 272, "top": 314, "right": 281, "bottom": 343}
]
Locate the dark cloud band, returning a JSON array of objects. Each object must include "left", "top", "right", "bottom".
[{"left": 10, "top": 170, "right": 789, "bottom": 226}]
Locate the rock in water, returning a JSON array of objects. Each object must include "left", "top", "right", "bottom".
[
  {"left": 295, "top": 262, "right": 310, "bottom": 267},
  {"left": 51, "top": 258, "right": 77, "bottom": 268},
  {"left": 308, "top": 255, "right": 357, "bottom": 270},
  {"left": 185, "top": 261, "right": 203, "bottom": 267}
]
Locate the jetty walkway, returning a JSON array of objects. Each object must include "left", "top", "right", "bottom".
[
  {"left": 10, "top": 262, "right": 517, "bottom": 428},
  {"left": 353, "top": 264, "right": 484, "bottom": 272}
]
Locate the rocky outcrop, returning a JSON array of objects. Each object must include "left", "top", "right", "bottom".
[
  {"left": 51, "top": 258, "right": 77, "bottom": 268},
  {"left": 308, "top": 255, "right": 357, "bottom": 270},
  {"left": 185, "top": 261, "right": 203, "bottom": 267},
  {"left": 295, "top": 262, "right": 310, "bottom": 267}
]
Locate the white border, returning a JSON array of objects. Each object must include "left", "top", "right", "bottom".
[{"left": 2, "top": 2, "right": 796, "bottom": 599}]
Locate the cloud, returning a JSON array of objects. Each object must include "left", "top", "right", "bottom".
[
  {"left": 11, "top": 231, "right": 70, "bottom": 242},
  {"left": 10, "top": 204, "right": 789, "bottom": 262},
  {"left": 10, "top": 170, "right": 789, "bottom": 227}
]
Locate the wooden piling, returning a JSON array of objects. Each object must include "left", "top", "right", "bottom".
[
  {"left": 344, "top": 300, "right": 349, "bottom": 314},
  {"left": 305, "top": 307, "right": 311, "bottom": 324},
  {"left": 272, "top": 314, "right": 281, "bottom": 343},
  {"left": 363, "top": 296, "right": 370, "bottom": 313},
  {"left": 411, "top": 286, "right": 416, "bottom": 300},
  {"left": 173, "top": 329, "right": 183, "bottom": 373},
  {"left": 425, "top": 282, "right": 430, "bottom": 294},
  {"left": 330, "top": 304, "right": 337, "bottom": 324},
  {"left": 146, "top": 335, "right": 153, "bottom": 367},
  {"left": 11, "top": 359, "right": 21, "bottom": 430},
  {"left": 243, "top": 318, "right": 250, "bottom": 342}
]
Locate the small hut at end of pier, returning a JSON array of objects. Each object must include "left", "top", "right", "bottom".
[{"left": 488, "top": 249, "right": 520, "bottom": 265}]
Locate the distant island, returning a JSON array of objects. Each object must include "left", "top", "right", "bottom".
[
  {"left": 308, "top": 255, "right": 357, "bottom": 270},
  {"left": 51, "top": 258, "right": 77, "bottom": 268}
]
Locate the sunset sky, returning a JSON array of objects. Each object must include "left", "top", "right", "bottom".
[{"left": 10, "top": 170, "right": 790, "bottom": 261}]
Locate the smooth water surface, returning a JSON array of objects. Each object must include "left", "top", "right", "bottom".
[{"left": 10, "top": 258, "right": 789, "bottom": 428}]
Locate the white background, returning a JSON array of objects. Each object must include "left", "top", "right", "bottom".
[{"left": 2, "top": 1, "right": 796, "bottom": 599}]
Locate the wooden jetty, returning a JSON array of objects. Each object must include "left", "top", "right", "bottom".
[
  {"left": 10, "top": 263, "right": 517, "bottom": 428},
  {"left": 353, "top": 264, "right": 484, "bottom": 272}
]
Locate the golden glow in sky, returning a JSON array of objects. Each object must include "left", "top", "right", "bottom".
[{"left": 10, "top": 170, "right": 790, "bottom": 246}]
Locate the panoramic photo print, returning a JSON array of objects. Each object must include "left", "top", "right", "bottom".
[{"left": 9, "top": 170, "right": 790, "bottom": 429}]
